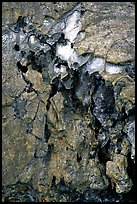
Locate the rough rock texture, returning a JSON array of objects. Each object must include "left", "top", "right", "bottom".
[{"left": 2, "top": 2, "right": 135, "bottom": 202}]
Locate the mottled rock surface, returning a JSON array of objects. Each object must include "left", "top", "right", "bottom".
[{"left": 2, "top": 2, "right": 135, "bottom": 202}]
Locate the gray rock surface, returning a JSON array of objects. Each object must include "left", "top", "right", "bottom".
[{"left": 2, "top": 2, "right": 135, "bottom": 202}]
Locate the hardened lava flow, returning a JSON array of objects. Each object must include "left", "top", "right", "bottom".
[{"left": 2, "top": 2, "right": 135, "bottom": 202}]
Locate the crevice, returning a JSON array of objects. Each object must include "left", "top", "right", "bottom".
[
  {"left": 14, "top": 44, "right": 20, "bottom": 51},
  {"left": 46, "top": 80, "right": 59, "bottom": 111},
  {"left": 17, "top": 61, "right": 28, "bottom": 73},
  {"left": 43, "top": 143, "right": 54, "bottom": 164},
  {"left": 98, "top": 149, "right": 110, "bottom": 165},
  {"left": 51, "top": 176, "right": 56, "bottom": 188},
  {"left": 44, "top": 115, "right": 51, "bottom": 143},
  {"left": 46, "top": 100, "right": 51, "bottom": 112},
  {"left": 77, "top": 153, "right": 82, "bottom": 163}
]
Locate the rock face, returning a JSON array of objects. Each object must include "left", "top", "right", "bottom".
[{"left": 2, "top": 2, "right": 135, "bottom": 202}]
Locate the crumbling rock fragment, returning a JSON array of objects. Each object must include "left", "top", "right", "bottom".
[{"left": 106, "top": 153, "right": 133, "bottom": 194}]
